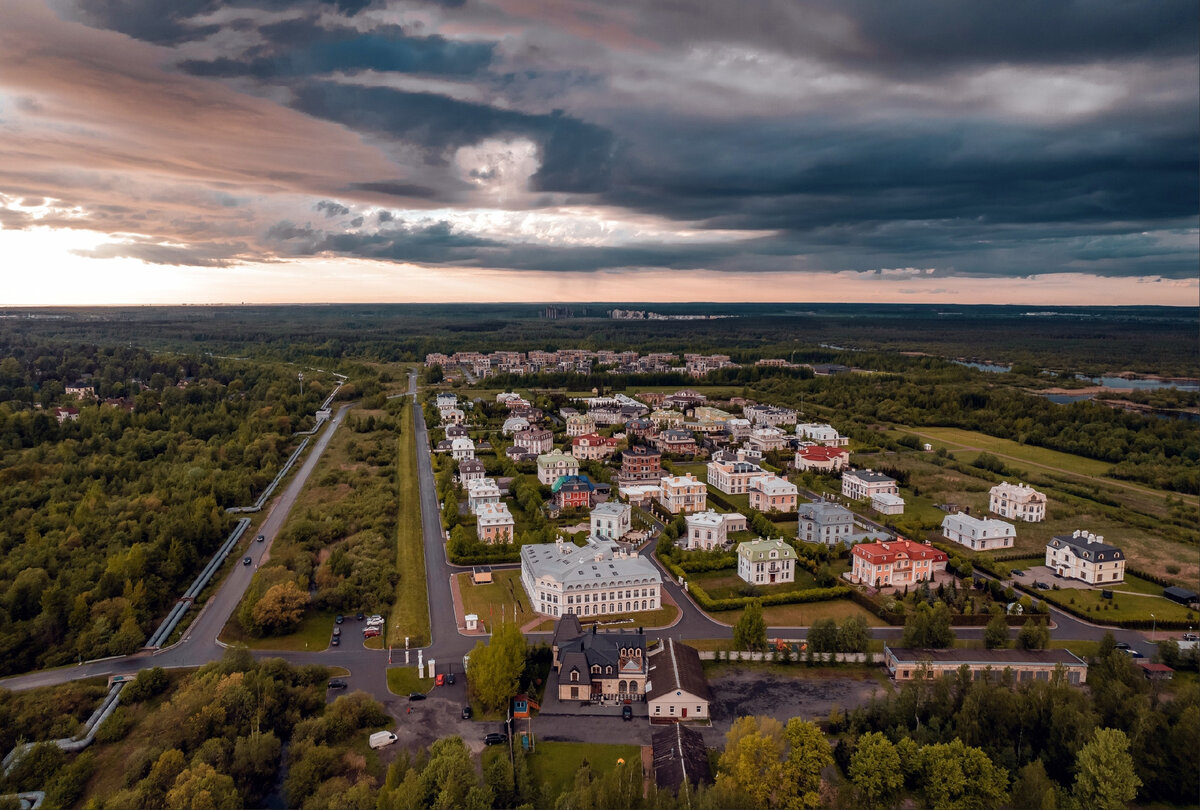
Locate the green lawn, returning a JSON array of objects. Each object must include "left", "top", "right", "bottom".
[
  {"left": 581, "top": 603, "right": 680, "bottom": 629},
  {"left": 386, "top": 666, "right": 435, "bottom": 696},
  {"left": 390, "top": 401, "right": 432, "bottom": 647},
  {"left": 219, "top": 609, "right": 340, "bottom": 651},
  {"left": 906, "top": 427, "right": 1115, "bottom": 477},
  {"left": 457, "top": 570, "right": 539, "bottom": 630},
  {"left": 689, "top": 568, "right": 822, "bottom": 598},
  {"left": 528, "top": 742, "right": 642, "bottom": 800},
  {"left": 717, "top": 598, "right": 886, "bottom": 628},
  {"left": 1039, "top": 587, "right": 1194, "bottom": 624}
]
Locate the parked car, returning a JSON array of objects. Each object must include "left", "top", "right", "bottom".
[
  {"left": 333, "top": 627, "right": 341, "bottom": 636},
  {"left": 328, "top": 679, "right": 348, "bottom": 689},
  {"left": 363, "top": 628, "right": 381, "bottom": 639},
  {"left": 409, "top": 692, "right": 426, "bottom": 701},
  {"left": 1183, "top": 633, "right": 1198, "bottom": 641},
  {"left": 621, "top": 705, "right": 633, "bottom": 721},
  {"left": 356, "top": 612, "right": 365, "bottom": 621},
  {"left": 446, "top": 673, "right": 456, "bottom": 685},
  {"left": 484, "top": 732, "right": 507, "bottom": 746},
  {"left": 330, "top": 637, "right": 340, "bottom": 647},
  {"left": 1114, "top": 641, "right": 1131, "bottom": 650},
  {"left": 366, "top": 617, "right": 385, "bottom": 627},
  {"left": 435, "top": 673, "right": 445, "bottom": 687},
  {"left": 1034, "top": 581, "right": 1050, "bottom": 590},
  {"left": 1125, "top": 649, "right": 1145, "bottom": 659},
  {"left": 242, "top": 556, "right": 253, "bottom": 566},
  {"left": 335, "top": 614, "right": 344, "bottom": 624},
  {"left": 462, "top": 706, "right": 473, "bottom": 720},
  {"left": 369, "top": 731, "right": 397, "bottom": 749},
  {"left": 256, "top": 534, "right": 265, "bottom": 543},
  {"left": 1010, "top": 569, "right": 1024, "bottom": 577}
]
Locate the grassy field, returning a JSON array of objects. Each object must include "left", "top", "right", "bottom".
[
  {"left": 457, "top": 570, "right": 539, "bottom": 629},
  {"left": 1039, "top": 587, "right": 1195, "bottom": 624},
  {"left": 906, "top": 427, "right": 1116, "bottom": 477},
  {"left": 716, "top": 598, "right": 886, "bottom": 628},
  {"left": 385, "top": 666, "right": 435, "bottom": 696},
  {"left": 389, "top": 400, "right": 432, "bottom": 647},
  {"left": 527, "top": 742, "right": 643, "bottom": 800},
  {"left": 219, "top": 609, "right": 341, "bottom": 651}
]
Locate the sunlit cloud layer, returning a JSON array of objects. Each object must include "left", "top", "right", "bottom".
[{"left": 0, "top": 0, "right": 1196, "bottom": 305}]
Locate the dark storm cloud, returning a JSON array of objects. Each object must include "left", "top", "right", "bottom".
[
  {"left": 268, "top": 218, "right": 504, "bottom": 263},
  {"left": 291, "top": 82, "right": 615, "bottom": 192},
  {"left": 73, "top": 238, "right": 249, "bottom": 266},
  {"left": 178, "top": 17, "right": 494, "bottom": 78}
]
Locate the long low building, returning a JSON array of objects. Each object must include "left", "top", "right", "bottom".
[
  {"left": 884, "top": 647, "right": 1088, "bottom": 686},
  {"left": 521, "top": 535, "right": 663, "bottom": 619}
]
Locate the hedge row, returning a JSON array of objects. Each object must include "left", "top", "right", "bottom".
[
  {"left": 687, "top": 581, "right": 851, "bottom": 612},
  {"left": 677, "top": 553, "right": 738, "bottom": 573},
  {"left": 845, "top": 584, "right": 1040, "bottom": 626}
]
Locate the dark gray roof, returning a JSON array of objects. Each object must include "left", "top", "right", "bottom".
[
  {"left": 652, "top": 724, "right": 711, "bottom": 793},
  {"left": 552, "top": 614, "right": 583, "bottom": 647},
  {"left": 885, "top": 647, "right": 1087, "bottom": 667},
  {"left": 647, "top": 639, "right": 713, "bottom": 702},
  {"left": 1048, "top": 534, "right": 1124, "bottom": 561},
  {"left": 846, "top": 469, "right": 896, "bottom": 483}
]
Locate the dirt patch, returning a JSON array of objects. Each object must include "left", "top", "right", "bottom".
[
  {"left": 707, "top": 669, "right": 890, "bottom": 729},
  {"left": 378, "top": 690, "right": 496, "bottom": 760}
]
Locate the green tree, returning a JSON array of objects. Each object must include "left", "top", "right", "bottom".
[
  {"left": 1017, "top": 618, "right": 1051, "bottom": 650},
  {"left": 849, "top": 732, "right": 902, "bottom": 809},
  {"left": 782, "top": 718, "right": 832, "bottom": 810},
  {"left": 165, "top": 761, "right": 240, "bottom": 810},
  {"left": 734, "top": 599, "right": 768, "bottom": 652},
  {"left": 838, "top": 615, "right": 870, "bottom": 653},
  {"left": 467, "top": 622, "right": 526, "bottom": 714},
  {"left": 1072, "top": 728, "right": 1141, "bottom": 810},
  {"left": 900, "top": 602, "right": 953, "bottom": 648},
  {"left": 914, "top": 738, "right": 1008, "bottom": 810},
  {"left": 252, "top": 581, "right": 309, "bottom": 635},
  {"left": 807, "top": 618, "right": 838, "bottom": 653},
  {"left": 716, "top": 715, "right": 788, "bottom": 809},
  {"left": 1011, "top": 760, "right": 1058, "bottom": 810},
  {"left": 984, "top": 606, "right": 1009, "bottom": 650}
]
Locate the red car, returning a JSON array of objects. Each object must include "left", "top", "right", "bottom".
[
  {"left": 435, "top": 673, "right": 445, "bottom": 687},
  {"left": 363, "top": 627, "right": 381, "bottom": 639}
]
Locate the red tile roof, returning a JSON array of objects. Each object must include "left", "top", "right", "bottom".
[
  {"left": 852, "top": 539, "right": 947, "bottom": 565},
  {"left": 797, "top": 446, "right": 848, "bottom": 461}
]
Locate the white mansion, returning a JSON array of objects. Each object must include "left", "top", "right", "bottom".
[{"left": 521, "top": 536, "right": 662, "bottom": 619}]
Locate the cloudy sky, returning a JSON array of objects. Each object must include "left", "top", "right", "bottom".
[{"left": 0, "top": 0, "right": 1196, "bottom": 305}]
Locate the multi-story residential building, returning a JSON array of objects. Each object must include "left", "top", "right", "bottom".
[
  {"left": 726, "top": 417, "right": 752, "bottom": 441},
  {"left": 797, "top": 499, "right": 854, "bottom": 546},
  {"left": 552, "top": 615, "right": 649, "bottom": 704},
  {"left": 467, "top": 478, "right": 502, "bottom": 513},
  {"left": 941, "top": 513, "right": 1016, "bottom": 551},
  {"left": 850, "top": 539, "right": 947, "bottom": 588},
  {"left": 476, "top": 502, "right": 515, "bottom": 544},
  {"left": 1045, "top": 531, "right": 1126, "bottom": 584},
  {"left": 743, "top": 404, "right": 797, "bottom": 427},
  {"left": 842, "top": 469, "right": 898, "bottom": 501},
  {"left": 706, "top": 452, "right": 765, "bottom": 494},
  {"left": 54, "top": 407, "right": 80, "bottom": 423},
  {"left": 572, "top": 433, "right": 619, "bottom": 461},
  {"left": 737, "top": 538, "right": 797, "bottom": 585},
  {"left": 663, "top": 390, "right": 707, "bottom": 410},
  {"left": 590, "top": 502, "right": 632, "bottom": 540},
  {"left": 441, "top": 407, "right": 465, "bottom": 425},
  {"left": 451, "top": 437, "right": 476, "bottom": 461},
  {"left": 682, "top": 510, "right": 747, "bottom": 550},
  {"left": 795, "top": 423, "right": 849, "bottom": 447},
  {"left": 793, "top": 445, "right": 849, "bottom": 472},
  {"left": 884, "top": 647, "right": 1087, "bottom": 686},
  {"left": 515, "top": 428, "right": 554, "bottom": 454},
  {"left": 457, "top": 458, "right": 487, "bottom": 483},
  {"left": 537, "top": 452, "right": 580, "bottom": 485},
  {"left": 619, "top": 483, "right": 662, "bottom": 507},
  {"left": 748, "top": 474, "right": 799, "bottom": 512},
  {"left": 553, "top": 475, "right": 595, "bottom": 509},
  {"left": 745, "top": 426, "right": 790, "bottom": 453},
  {"left": 655, "top": 429, "right": 698, "bottom": 456},
  {"left": 522, "top": 537, "right": 662, "bottom": 620},
  {"left": 692, "top": 406, "right": 732, "bottom": 426},
  {"left": 990, "top": 482, "right": 1047, "bottom": 522},
  {"left": 566, "top": 413, "right": 597, "bottom": 437},
  {"left": 618, "top": 445, "right": 662, "bottom": 484},
  {"left": 445, "top": 424, "right": 469, "bottom": 439},
  {"left": 625, "top": 418, "right": 655, "bottom": 439},
  {"left": 659, "top": 474, "right": 708, "bottom": 514},
  {"left": 435, "top": 392, "right": 457, "bottom": 410},
  {"left": 649, "top": 409, "right": 685, "bottom": 429}
]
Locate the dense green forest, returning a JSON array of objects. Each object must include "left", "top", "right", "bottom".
[
  {"left": 2, "top": 304, "right": 1196, "bottom": 376},
  {"left": 0, "top": 340, "right": 339, "bottom": 674}
]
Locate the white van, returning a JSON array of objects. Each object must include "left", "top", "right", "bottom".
[{"left": 369, "top": 731, "right": 397, "bottom": 749}]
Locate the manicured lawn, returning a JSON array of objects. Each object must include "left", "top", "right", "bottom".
[
  {"left": 582, "top": 603, "right": 680, "bottom": 629},
  {"left": 386, "top": 666, "right": 435, "bottom": 696},
  {"left": 219, "top": 609, "right": 340, "bottom": 651},
  {"left": 528, "top": 742, "right": 642, "bottom": 800},
  {"left": 1110, "top": 573, "right": 1169, "bottom": 596},
  {"left": 689, "top": 568, "right": 822, "bottom": 599},
  {"left": 717, "top": 598, "right": 886, "bottom": 628},
  {"left": 457, "top": 570, "right": 539, "bottom": 630},
  {"left": 390, "top": 401, "right": 432, "bottom": 647},
  {"left": 1039, "top": 587, "right": 1194, "bottom": 624}
]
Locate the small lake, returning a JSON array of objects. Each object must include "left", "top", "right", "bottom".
[{"left": 1076, "top": 375, "right": 1200, "bottom": 392}]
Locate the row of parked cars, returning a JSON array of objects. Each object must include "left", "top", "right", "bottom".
[{"left": 326, "top": 613, "right": 385, "bottom": 647}]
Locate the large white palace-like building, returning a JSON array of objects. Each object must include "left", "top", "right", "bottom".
[{"left": 521, "top": 536, "right": 663, "bottom": 619}]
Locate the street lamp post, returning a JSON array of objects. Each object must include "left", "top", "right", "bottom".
[{"left": 1151, "top": 613, "right": 1155, "bottom": 641}]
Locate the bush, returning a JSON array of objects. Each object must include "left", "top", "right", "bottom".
[{"left": 121, "top": 667, "right": 169, "bottom": 703}]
